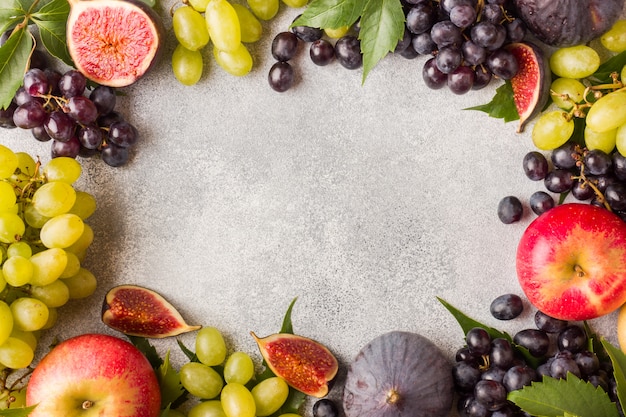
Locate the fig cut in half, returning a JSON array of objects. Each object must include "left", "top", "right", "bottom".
[
  {"left": 251, "top": 332, "right": 338, "bottom": 398},
  {"left": 505, "top": 42, "right": 551, "bottom": 133},
  {"left": 102, "top": 284, "right": 201, "bottom": 338},
  {"left": 343, "top": 331, "right": 454, "bottom": 417},
  {"left": 66, "top": 0, "right": 164, "bottom": 87}
]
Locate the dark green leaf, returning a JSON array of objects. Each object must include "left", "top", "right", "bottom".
[
  {"left": 15, "top": 0, "right": 37, "bottom": 12},
  {"left": 0, "top": 26, "right": 31, "bottom": 110},
  {"left": 0, "top": 0, "right": 25, "bottom": 34},
  {"left": 127, "top": 335, "right": 164, "bottom": 369},
  {"left": 465, "top": 81, "right": 519, "bottom": 123},
  {"left": 508, "top": 374, "right": 619, "bottom": 417},
  {"left": 0, "top": 405, "right": 37, "bottom": 417},
  {"left": 280, "top": 297, "right": 298, "bottom": 334},
  {"left": 158, "top": 350, "right": 185, "bottom": 409},
  {"left": 30, "top": 0, "right": 72, "bottom": 65},
  {"left": 293, "top": 0, "right": 363, "bottom": 32},
  {"left": 589, "top": 50, "right": 626, "bottom": 84},
  {"left": 358, "top": 0, "right": 404, "bottom": 82},
  {"left": 601, "top": 338, "right": 626, "bottom": 410},
  {"left": 276, "top": 389, "right": 306, "bottom": 415},
  {"left": 176, "top": 339, "right": 198, "bottom": 362}
]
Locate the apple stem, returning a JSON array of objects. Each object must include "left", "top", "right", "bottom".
[
  {"left": 574, "top": 265, "right": 585, "bottom": 278},
  {"left": 82, "top": 400, "right": 94, "bottom": 410},
  {"left": 386, "top": 389, "right": 401, "bottom": 405}
]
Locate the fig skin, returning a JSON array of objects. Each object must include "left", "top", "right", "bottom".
[
  {"left": 343, "top": 331, "right": 454, "bottom": 417},
  {"left": 102, "top": 284, "right": 201, "bottom": 338},
  {"left": 251, "top": 332, "right": 338, "bottom": 398},
  {"left": 66, "top": 0, "right": 165, "bottom": 87},
  {"left": 512, "top": 0, "right": 625, "bottom": 47}
]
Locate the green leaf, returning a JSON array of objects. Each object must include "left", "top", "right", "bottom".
[
  {"left": 293, "top": 0, "right": 363, "bottom": 32},
  {"left": 127, "top": 335, "right": 164, "bottom": 369},
  {"left": 0, "top": 405, "right": 37, "bottom": 417},
  {"left": 601, "top": 338, "right": 626, "bottom": 410},
  {"left": 589, "top": 50, "right": 626, "bottom": 84},
  {"left": 0, "top": 26, "right": 32, "bottom": 110},
  {"left": 158, "top": 350, "right": 185, "bottom": 409},
  {"left": 0, "top": 0, "right": 25, "bottom": 34},
  {"left": 358, "top": 0, "right": 404, "bottom": 82},
  {"left": 176, "top": 339, "right": 198, "bottom": 362},
  {"left": 31, "top": 0, "right": 72, "bottom": 65},
  {"left": 465, "top": 81, "right": 520, "bottom": 123},
  {"left": 280, "top": 297, "right": 298, "bottom": 334},
  {"left": 508, "top": 374, "right": 620, "bottom": 417}
]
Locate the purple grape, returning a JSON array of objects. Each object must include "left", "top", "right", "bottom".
[
  {"left": 44, "top": 110, "right": 76, "bottom": 142},
  {"left": 31, "top": 125, "right": 52, "bottom": 142},
  {"left": 268, "top": 61, "right": 295, "bottom": 92},
  {"left": 271, "top": 32, "right": 299, "bottom": 62},
  {"left": 497, "top": 196, "right": 522, "bottom": 224},
  {"left": 412, "top": 32, "right": 437, "bottom": 55},
  {"left": 436, "top": 46, "right": 462, "bottom": 74},
  {"left": 486, "top": 48, "right": 518, "bottom": 79},
  {"left": 0, "top": 102, "right": 17, "bottom": 128},
  {"left": 23, "top": 68, "right": 49, "bottom": 97},
  {"left": 51, "top": 137, "right": 80, "bottom": 158},
  {"left": 58, "top": 70, "right": 86, "bottom": 98},
  {"left": 529, "top": 191, "right": 554, "bottom": 215},
  {"left": 523, "top": 151, "right": 549, "bottom": 180},
  {"left": 108, "top": 121, "right": 138, "bottom": 148},
  {"left": 310, "top": 39, "right": 335, "bottom": 66},
  {"left": 101, "top": 143, "right": 130, "bottom": 167},
  {"left": 66, "top": 96, "right": 98, "bottom": 124},
  {"left": 335, "top": 36, "right": 362, "bottom": 69},
  {"left": 13, "top": 100, "right": 47, "bottom": 129},
  {"left": 77, "top": 124, "right": 104, "bottom": 149},
  {"left": 291, "top": 15, "right": 323, "bottom": 42},
  {"left": 472, "top": 67, "right": 492, "bottom": 90},
  {"left": 447, "top": 65, "right": 474, "bottom": 94},
  {"left": 90, "top": 85, "right": 117, "bottom": 115},
  {"left": 461, "top": 40, "right": 487, "bottom": 66},
  {"left": 406, "top": 3, "right": 436, "bottom": 34},
  {"left": 431, "top": 20, "right": 463, "bottom": 47},
  {"left": 449, "top": 4, "right": 476, "bottom": 29},
  {"left": 422, "top": 57, "right": 448, "bottom": 89}
]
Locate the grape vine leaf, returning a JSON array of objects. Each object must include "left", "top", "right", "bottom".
[
  {"left": 0, "top": 27, "right": 32, "bottom": 110},
  {"left": 0, "top": 0, "right": 24, "bottom": 33},
  {"left": 464, "top": 81, "right": 520, "bottom": 122},
  {"left": 0, "top": 405, "right": 37, "bottom": 417},
  {"left": 158, "top": 350, "right": 185, "bottom": 409},
  {"left": 127, "top": 335, "right": 164, "bottom": 369},
  {"left": 600, "top": 338, "right": 626, "bottom": 410},
  {"left": 508, "top": 373, "right": 620, "bottom": 417},
  {"left": 589, "top": 50, "right": 626, "bottom": 84},
  {"left": 292, "top": 0, "right": 404, "bottom": 82},
  {"left": 30, "top": 0, "right": 72, "bottom": 66}
]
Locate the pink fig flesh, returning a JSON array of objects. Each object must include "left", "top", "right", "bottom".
[
  {"left": 102, "top": 285, "right": 200, "bottom": 338},
  {"left": 251, "top": 332, "right": 338, "bottom": 398}
]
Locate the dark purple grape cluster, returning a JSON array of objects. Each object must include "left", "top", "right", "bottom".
[
  {"left": 454, "top": 303, "right": 619, "bottom": 417},
  {"left": 498, "top": 144, "right": 626, "bottom": 224},
  {"left": 396, "top": 0, "right": 526, "bottom": 94},
  {"left": 0, "top": 59, "right": 138, "bottom": 167}
]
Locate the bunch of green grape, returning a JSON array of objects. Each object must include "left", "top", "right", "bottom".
[
  {"left": 0, "top": 144, "right": 97, "bottom": 371},
  {"left": 168, "top": 327, "right": 299, "bottom": 417},
  {"left": 171, "top": 0, "right": 307, "bottom": 85},
  {"left": 531, "top": 19, "right": 626, "bottom": 153}
]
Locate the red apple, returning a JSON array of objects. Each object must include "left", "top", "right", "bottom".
[
  {"left": 516, "top": 203, "right": 626, "bottom": 321},
  {"left": 26, "top": 333, "right": 161, "bottom": 417}
]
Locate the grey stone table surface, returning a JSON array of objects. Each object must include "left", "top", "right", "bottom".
[{"left": 2, "top": 3, "right": 625, "bottom": 414}]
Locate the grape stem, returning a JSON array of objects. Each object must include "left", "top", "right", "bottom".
[{"left": 570, "top": 146, "right": 612, "bottom": 212}]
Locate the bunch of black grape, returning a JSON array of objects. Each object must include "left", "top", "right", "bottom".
[
  {"left": 454, "top": 310, "right": 619, "bottom": 417},
  {"left": 498, "top": 145, "right": 626, "bottom": 224},
  {"left": 0, "top": 55, "right": 138, "bottom": 167},
  {"left": 395, "top": 0, "right": 526, "bottom": 94}
]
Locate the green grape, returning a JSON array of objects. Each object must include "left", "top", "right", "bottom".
[
  {"left": 9, "top": 327, "right": 37, "bottom": 351},
  {"left": 586, "top": 90, "right": 626, "bottom": 133},
  {"left": 41, "top": 306, "right": 57, "bottom": 329},
  {"left": 224, "top": 351, "right": 255, "bottom": 384},
  {"left": 281, "top": 0, "right": 307, "bottom": 8},
  {"left": 65, "top": 224, "right": 94, "bottom": 260},
  {"left": 60, "top": 251, "right": 81, "bottom": 278},
  {"left": 31, "top": 280, "right": 70, "bottom": 308},
  {"left": 40, "top": 213, "right": 85, "bottom": 249},
  {"left": 0, "top": 337, "right": 34, "bottom": 369},
  {"left": 232, "top": 4, "right": 262, "bottom": 43},
  {"left": 7, "top": 242, "right": 32, "bottom": 258},
  {"left": 67, "top": 191, "right": 97, "bottom": 220},
  {"left": 32, "top": 181, "right": 77, "bottom": 217},
  {"left": 221, "top": 383, "right": 256, "bottom": 417},
  {"left": 196, "top": 326, "right": 227, "bottom": 366},
  {"left": 43, "top": 157, "right": 81, "bottom": 184},
  {"left": 549, "top": 45, "right": 600, "bottom": 79},
  {"left": 251, "top": 377, "right": 289, "bottom": 417},
  {"left": 173, "top": 6, "right": 210, "bottom": 51},
  {"left": 531, "top": 111, "right": 575, "bottom": 150},
  {"left": 246, "top": 0, "right": 278, "bottom": 20},
  {"left": 550, "top": 78, "right": 586, "bottom": 110},
  {"left": 0, "top": 270, "right": 6, "bottom": 293},
  {"left": 601, "top": 20, "right": 626, "bottom": 53},
  {"left": 61, "top": 267, "right": 97, "bottom": 299},
  {"left": 213, "top": 44, "right": 253, "bottom": 77},
  {"left": 584, "top": 125, "right": 617, "bottom": 153},
  {"left": 10, "top": 152, "right": 36, "bottom": 189},
  {"left": 0, "top": 301, "right": 13, "bottom": 346},
  {"left": 324, "top": 25, "right": 350, "bottom": 39},
  {"left": 206, "top": 0, "right": 241, "bottom": 52},
  {"left": 172, "top": 44, "right": 204, "bottom": 86},
  {"left": 189, "top": 400, "right": 227, "bottom": 417},
  {"left": 29, "top": 247, "right": 68, "bottom": 286},
  {"left": 616, "top": 123, "right": 626, "bottom": 156},
  {"left": 188, "top": 0, "right": 210, "bottom": 11},
  {"left": 10, "top": 297, "right": 49, "bottom": 331},
  {"left": 23, "top": 203, "right": 50, "bottom": 228},
  {"left": 0, "top": 212, "right": 25, "bottom": 243},
  {"left": 0, "top": 181, "right": 16, "bottom": 211},
  {"left": 0, "top": 145, "right": 18, "bottom": 179},
  {"left": 179, "top": 362, "right": 224, "bottom": 399},
  {"left": 2, "top": 256, "right": 34, "bottom": 287}
]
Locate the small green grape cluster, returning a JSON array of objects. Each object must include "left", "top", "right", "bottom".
[
  {"left": 167, "top": 327, "right": 298, "bottom": 417},
  {"left": 531, "top": 19, "right": 626, "bottom": 154},
  {"left": 0, "top": 144, "right": 97, "bottom": 371},
  {"left": 171, "top": 0, "right": 307, "bottom": 86}
]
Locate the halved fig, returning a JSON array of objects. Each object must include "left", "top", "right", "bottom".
[
  {"left": 343, "top": 331, "right": 454, "bottom": 417},
  {"left": 505, "top": 42, "right": 551, "bottom": 133},
  {"left": 102, "top": 284, "right": 200, "bottom": 338},
  {"left": 251, "top": 332, "right": 338, "bottom": 398},
  {"left": 66, "top": 0, "right": 164, "bottom": 87}
]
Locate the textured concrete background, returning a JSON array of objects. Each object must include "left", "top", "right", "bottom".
[{"left": 2, "top": 3, "right": 625, "bottom": 415}]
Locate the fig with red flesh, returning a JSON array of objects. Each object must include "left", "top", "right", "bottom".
[
  {"left": 343, "top": 331, "right": 454, "bottom": 417},
  {"left": 251, "top": 332, "right": 338, "bottom": 398},
  {"left": 102, "top": 285, "right": 201, "bottom": 338},
  {"left": 512, "top": 0, "right": 625, "bottom": 47},
  {"left": 505, "top": 42, "right": 551, "bottom": 133},
  {"left": 66, "top": 0, "right": 164, "bottom": 87}
]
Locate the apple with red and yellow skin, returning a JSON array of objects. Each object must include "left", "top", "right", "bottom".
[
  {"left": 26, "top": 333, "right": 161, "bottom": 417},
  {"left": 516, "top": 203, "right": 626, "bottom": 321}
]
